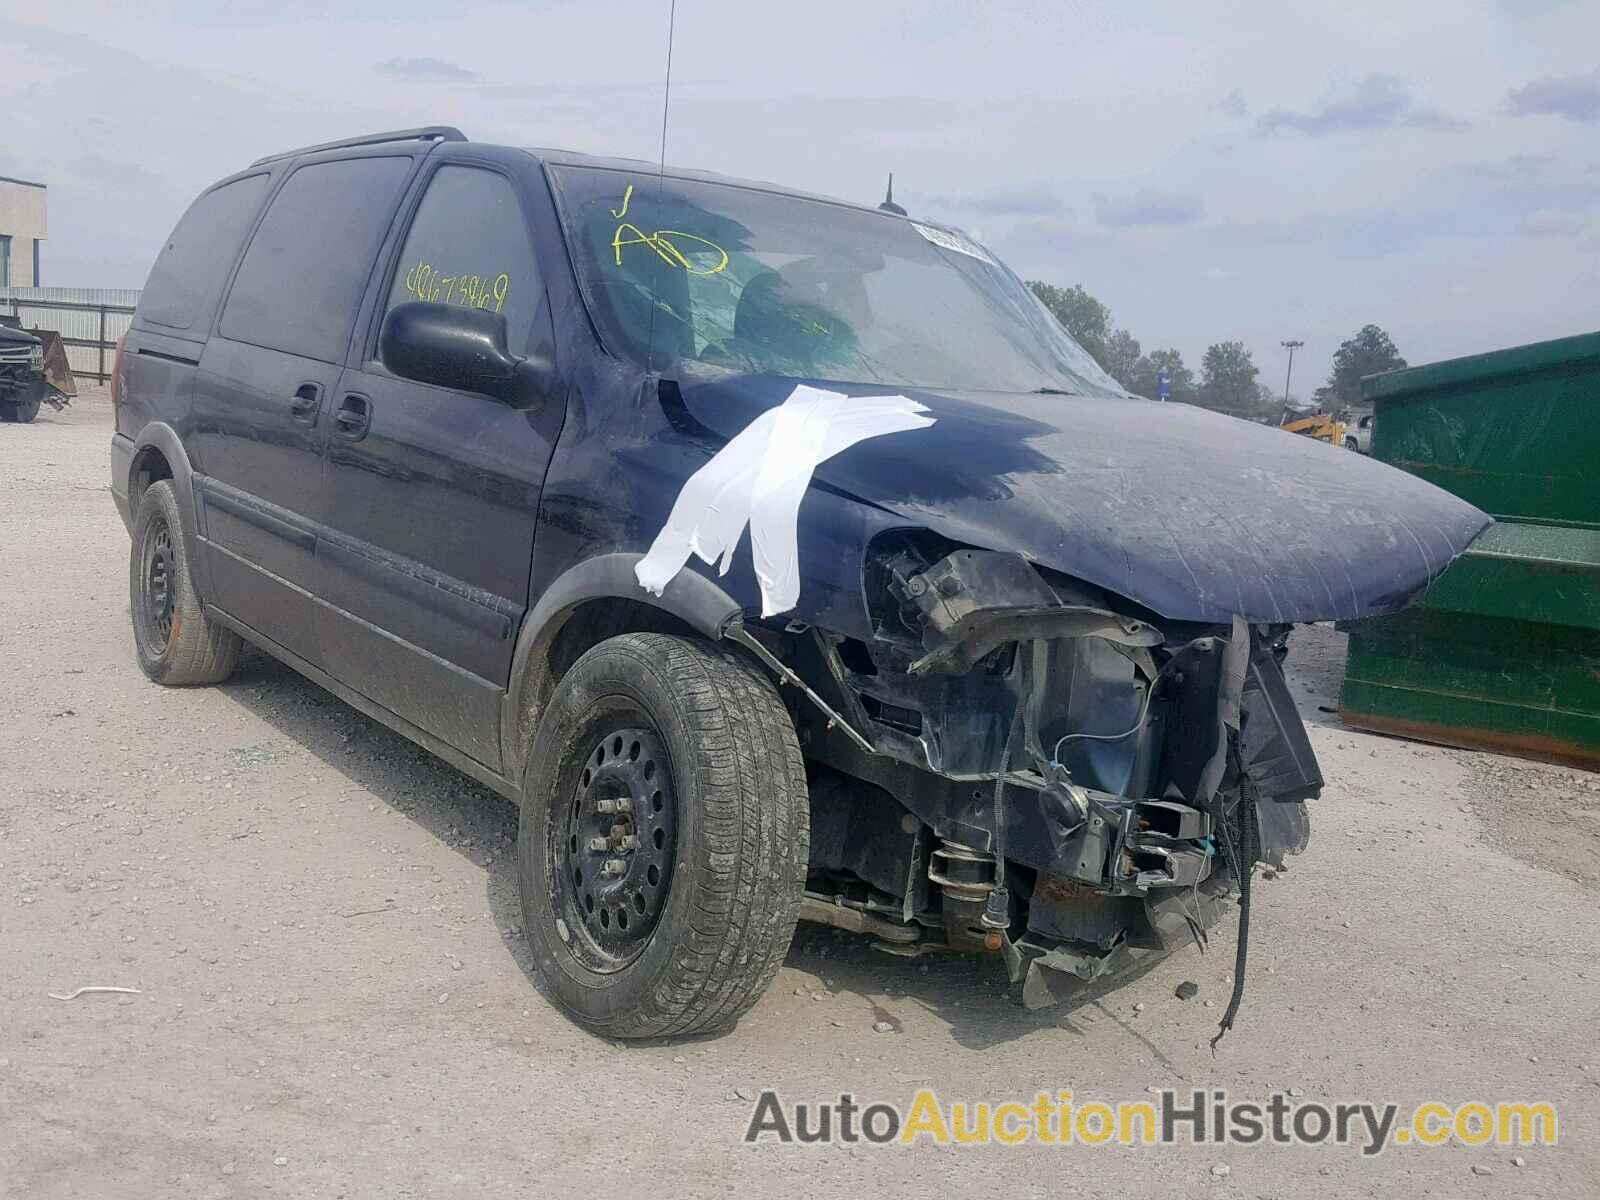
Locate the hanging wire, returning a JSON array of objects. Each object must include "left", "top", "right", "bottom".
[{"left": 1050, "top": 660, "right": 1172, "bottom": 765}]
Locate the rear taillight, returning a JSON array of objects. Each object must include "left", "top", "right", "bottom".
[{"left": 110, "top": 334, "right": 127, "bottom": 423}]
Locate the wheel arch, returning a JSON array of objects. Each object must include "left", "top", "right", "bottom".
[
  {"left": 500, "top": 553, "right": 744, "bottom": 782},
  {"left": 126, "top": 422, "right": 214, "bottom": 606}
]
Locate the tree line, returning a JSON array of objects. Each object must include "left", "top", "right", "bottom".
[{"left": 1027, "top": 281, "right": 1408, "bottom": 421}]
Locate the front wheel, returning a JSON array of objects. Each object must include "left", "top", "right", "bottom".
[
  {"left": 518, "top": 632, "right": 809, "bottom": 1038},
  {"left": 0, "top": 389, "right": 41, "bottom": 422}
]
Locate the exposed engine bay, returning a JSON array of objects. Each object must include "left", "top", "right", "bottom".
[{"left": 732, "top": 539, "right": 1320, "bottom": 1030}]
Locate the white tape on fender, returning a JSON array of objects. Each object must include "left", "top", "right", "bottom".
[{"left": 636, "top": 384, "right": 935, "bottom": 617}]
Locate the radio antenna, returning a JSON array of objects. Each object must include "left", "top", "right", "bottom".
[
  {"left": 646, "top": 0, "right": 678, "bottom": 371},
  {"left": 658, "top": 0, "right": 677, "bottom": 178}
]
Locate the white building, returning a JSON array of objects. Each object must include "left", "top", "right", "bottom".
[{"left": 0, "top": 175, "right": 47, "bottom": 287}]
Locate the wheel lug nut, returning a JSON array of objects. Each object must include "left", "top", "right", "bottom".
[
  {"left": 614, "top": 797, "right": 633, "bottom": 814},
  {"left": 602, "top": 858, "right": 626, "bottom": 877},
  {"left": 587, "top": 836, "right": 610, "bottom": 852},
  {"left": 618, "top": 835, "right": 639, "bottom": 851},
  {"left": 595, "top": 799, "right": 617, "bottom": 814}
]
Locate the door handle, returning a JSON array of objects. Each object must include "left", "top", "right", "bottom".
[
  {"left": 289, "top": 382, "right": 322, "bottom": 425},
  {"left": 333, "top": 393, "right": 372, "bottom": 440}
]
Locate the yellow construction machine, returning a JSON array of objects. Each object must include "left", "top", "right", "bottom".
[{"left": 1279, "top": 407, "right": 1345, "bottom": 447}]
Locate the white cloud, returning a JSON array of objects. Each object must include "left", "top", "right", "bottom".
[{"left": 3, "top": 1, "right": 1596, "bottom": 377}]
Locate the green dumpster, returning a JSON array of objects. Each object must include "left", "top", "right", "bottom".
[{"left": 1340, "top": 330, "right": 1600, "bottom": 769}]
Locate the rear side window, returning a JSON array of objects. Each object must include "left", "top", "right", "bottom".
[
  {"left": 382, "top": 165, "right": 542, "bottom": 355},
  {"left": 220, "top": 156, "right": 412, "bottom": 363},
  {"left": 139, "top": 174, "right": 270, "bottom": 331}
]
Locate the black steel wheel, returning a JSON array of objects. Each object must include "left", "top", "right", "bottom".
[
  {"left": 554, "top": 723, "right": 679, "bottom": 969},
  {"left": 128, "top": 480, "right": 242, "bottom": 685},
  {"left": 140, "top": 518, "right": 176, "bottom": 650},
  {"left": 519, "top": 632, "right": 809, "bottom": 1038}
]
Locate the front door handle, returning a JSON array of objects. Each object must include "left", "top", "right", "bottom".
[
  {"left": 289, "top": 382, "right": 322, "bottom": 426},
  {"left": 333, "top": 393, "right": 372, "bottom": 441}
]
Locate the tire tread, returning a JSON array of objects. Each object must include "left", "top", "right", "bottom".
[
  {"left": 131, "top": 480, "right": 242, "bottom": 686},
  {"left": 521, "top": 632, "right": 807, "bottom": 1039}
]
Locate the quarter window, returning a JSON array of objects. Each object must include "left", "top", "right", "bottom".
[
  {"left": 383, "top": 166, "right": 541, "bottom": 358},
  {"left": 141, "top": 173, "right": 269, "bottom": 331}
]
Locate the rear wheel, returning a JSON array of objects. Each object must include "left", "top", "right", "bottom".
[
  {"left": 518, "top": 632, "right": 808, "bottom": 1038},
  {"left": 129, "top": 480, "right": 242, "bottom": 685}
]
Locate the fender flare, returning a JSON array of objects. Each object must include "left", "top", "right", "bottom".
[
  {"left": 124, "top": 422, "right": 216, "bottom": 606},
  {"left": 498, "top": 553, "right": 743, "bottom": 782}
]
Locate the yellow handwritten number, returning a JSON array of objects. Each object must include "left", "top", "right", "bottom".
[{"left": 401, "top": 260, "right": 511, "bottom": 313}]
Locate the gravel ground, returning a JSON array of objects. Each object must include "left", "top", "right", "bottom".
[{"left": 3, "top": 392, "right": 1597, "bottom": 1198}]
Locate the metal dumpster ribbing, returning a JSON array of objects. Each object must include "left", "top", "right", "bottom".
[{"left": 1340, "top": 329, "right": 1600, "bottom": 769}]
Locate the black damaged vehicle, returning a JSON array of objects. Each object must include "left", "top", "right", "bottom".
[
  {"left": 110, "top": 128, "right": 1489, "bottom": 1038},
  {"left": 0, "top": 322, "right": 46, "bottom": 423}
]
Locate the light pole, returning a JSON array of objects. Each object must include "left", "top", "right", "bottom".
[{"left": 1280, "top": 339, "right": 1304, "bottom": 407}]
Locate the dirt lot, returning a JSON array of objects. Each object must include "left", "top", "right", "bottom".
[{"left": 3, "top": 392, "right": 1597, "bottom": 1198}]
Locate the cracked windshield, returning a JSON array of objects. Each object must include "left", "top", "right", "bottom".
[{"left": 550, "top": 165, "right": 1124, "bottom": 395}]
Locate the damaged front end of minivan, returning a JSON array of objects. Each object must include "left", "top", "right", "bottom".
[
  {"left": 629, "top": 366, "right": 1492, "bottom": 1034},
  {"left": 538, "top": 161, "right": 1493, "bottom": 1036},
  {"left": 729, "top": 536, "right": 1316, "bottom": 1024}
]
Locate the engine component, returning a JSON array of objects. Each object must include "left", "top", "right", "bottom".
[
  {"left": 799, "top": 894, "right": 921, "bottom": 945},
  {"left": 928, "top": 839, "right": 1003, "bottom": 952}
]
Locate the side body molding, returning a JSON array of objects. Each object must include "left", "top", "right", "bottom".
[{"left": 498, "top": 553, "right": 743, "bottom": 783}]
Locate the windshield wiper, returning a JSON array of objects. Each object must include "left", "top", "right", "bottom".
[{"left": 1033, "top": 387, "right": 1075, "bottom": 396}]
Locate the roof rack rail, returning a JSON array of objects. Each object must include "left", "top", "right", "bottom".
[{"left": 251, "top": 126, "right": 467, "bottom": 168}]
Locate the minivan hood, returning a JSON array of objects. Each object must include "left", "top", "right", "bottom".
[{"left": 671, "top": 372, "right": 1491, "bottom": 625}]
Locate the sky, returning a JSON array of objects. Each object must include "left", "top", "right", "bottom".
[{"left": 2, "top": 0, "right": 1597, "bottom": 392}]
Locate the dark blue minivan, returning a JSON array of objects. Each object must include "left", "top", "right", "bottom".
[{"left": 110, "top": 127, "right": 1487, "bottom": 1037}]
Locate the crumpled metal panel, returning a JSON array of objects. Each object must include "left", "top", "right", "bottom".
[
  {"left": 28, "top": 328, "right": 77, "bottom": 398},
  {"left": 674, "top": 370, "right": 1490, "bottom": 626}
]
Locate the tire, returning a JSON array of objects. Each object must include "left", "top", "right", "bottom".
[
  {"left": 0, "top": 391, "right": 41, "bottom": 423},
  {"left": 1344, "top": 437, "right": 1358, "bottom": 452},
  {"left": 518, "top": 632, "right": 809, "bottom": 1038},
  {"left": 129, "top": 479, "right": 242, "bottom": 685}
]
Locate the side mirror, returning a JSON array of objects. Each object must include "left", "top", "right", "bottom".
[{"left": 379, "top": 302, "right": 550, "bottom": 404}]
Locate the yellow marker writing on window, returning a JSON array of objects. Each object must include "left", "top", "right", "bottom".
[
  {"left": 611, "top": 223, "right": 728, "bottom": 276},
  {"left": 402, "top": 261, "right": 511, "bottom": 313},
  {"left": 610, "top": 183, "right": 633, "bottom": 220}
]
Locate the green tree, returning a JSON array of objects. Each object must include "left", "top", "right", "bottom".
[
  {"left": 1259, "top": 382, "right": 1293, "bottom": 421},
  {"left": 1198, "top": 340, "right": 1264, "bottom": 417},
  {"left": 1101, "top": 328, "right": 1142, "bottom": 390},
  {"left": 1129, "top": 347, "right": 1195, "bottom": 402},
  {"left": 1328, "top": 324, "right": 1406, "bottom": 405},
  {"left": 1028, "top": 281, "right": 1112, "bottom": 368}
]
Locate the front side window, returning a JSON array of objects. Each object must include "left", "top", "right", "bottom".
[
  {"left": 546, "top": 164, "right": 1125, "bottom": 397},
  {"left": 382, "top": 165, "right": 542, "bottom": 357}
]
